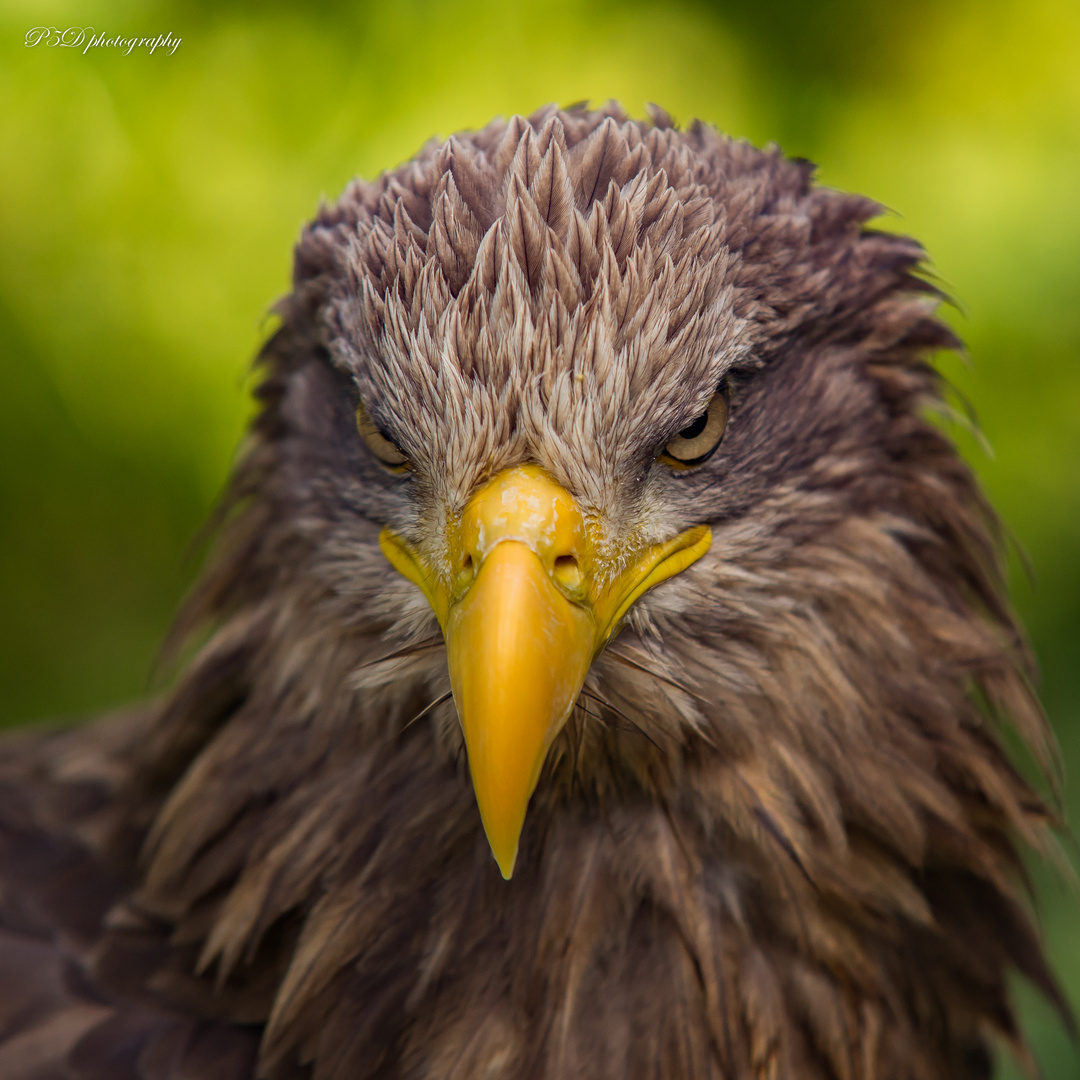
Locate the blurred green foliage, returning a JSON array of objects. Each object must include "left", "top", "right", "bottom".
[{"left": 1, "top": 0, "right": 1077, "bottom": 1073}]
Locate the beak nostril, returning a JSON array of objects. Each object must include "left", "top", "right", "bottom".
[
  {"left": 452, "top": 553, "right": 476, "bottom": 598},
  {"left": 552, "top": 554, "right": 582, "bottom": 591}
]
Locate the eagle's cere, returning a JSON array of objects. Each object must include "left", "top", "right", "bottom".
[{"left": 0, "top": 103, "right": 1069, "bottom": 1079}]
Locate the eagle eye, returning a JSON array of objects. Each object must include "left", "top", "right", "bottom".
[
  {"left": 356, "top": 400, "right": 409, "bottom": 470},
  {"left": 659, "top": 377, "right": 729, "bottom": 470}
]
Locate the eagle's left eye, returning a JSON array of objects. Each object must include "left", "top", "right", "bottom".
[
  {"left": 659, "top": 376, "right": 730, "bottom": 470},
  {"left": 356, "top": 400, "right": 409, "bottom": 470}
]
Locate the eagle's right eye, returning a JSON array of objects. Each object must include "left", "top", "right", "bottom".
[{"left": 356, "top": 400, "right": 409, "bottom": 470}]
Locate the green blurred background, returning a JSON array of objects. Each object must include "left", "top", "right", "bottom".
[{"left": 1, "top": 0, "right": 1077, "bottom": 1073}]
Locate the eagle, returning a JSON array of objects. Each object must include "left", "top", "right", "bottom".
[{"left": 0, "top": 103, "right": 1069, "bottom": 1080}]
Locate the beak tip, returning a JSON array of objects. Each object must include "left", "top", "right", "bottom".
[{"left": 489, "top": 834, "right": 520, "bottom": 880}]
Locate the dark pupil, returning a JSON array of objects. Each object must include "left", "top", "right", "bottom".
[{"left": 679, "top": 412, "right": 708, "bottom": 440}]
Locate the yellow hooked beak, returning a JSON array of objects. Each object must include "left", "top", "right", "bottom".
[{"left": 379, "top": 465, "right": 711, "bottom": 878}]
